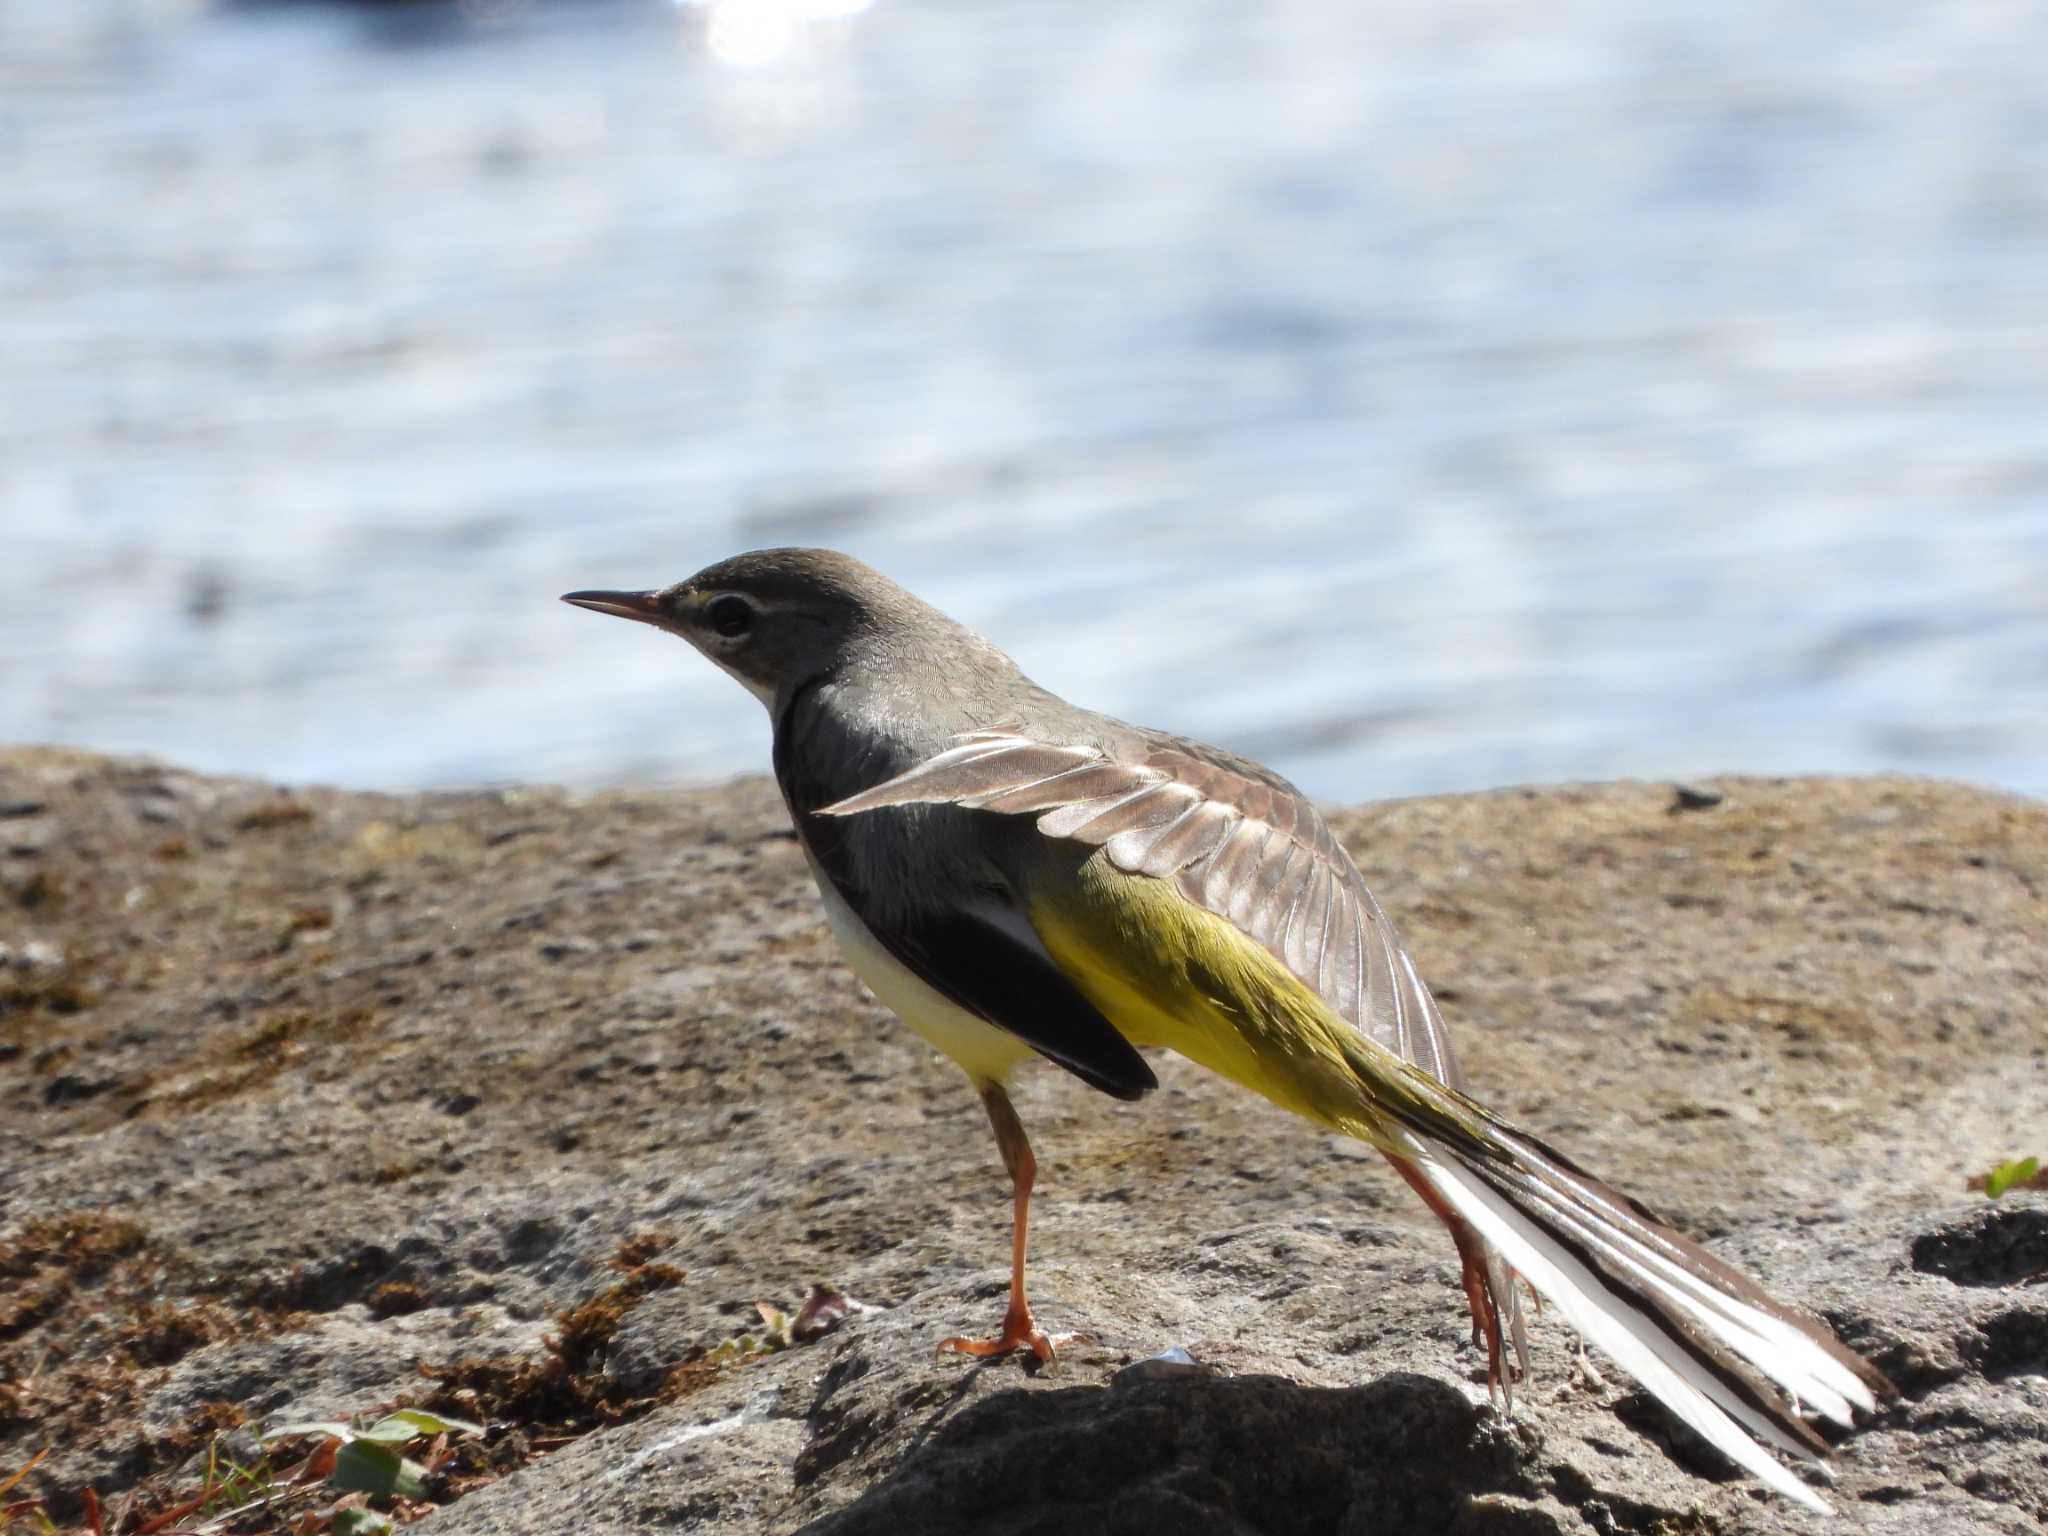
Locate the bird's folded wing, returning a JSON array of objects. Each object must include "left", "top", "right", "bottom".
[{"left": 818, "top": 729, "right": 1465, "bottom": 1090}]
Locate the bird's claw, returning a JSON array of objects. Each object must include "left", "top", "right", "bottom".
[{"left": 937, "top": 1304, "right": 1073, "bottom": 1366}]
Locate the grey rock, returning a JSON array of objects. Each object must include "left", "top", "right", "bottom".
[{"left": 1, "top": 749, "right": 2042, "bottom": 1534}]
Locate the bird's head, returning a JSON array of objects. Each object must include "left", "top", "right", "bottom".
[{"left": 562, "top": 547, "right": 953, "bottom": 711}]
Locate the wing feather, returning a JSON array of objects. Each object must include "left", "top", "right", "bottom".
[
  {"left": 978, "top": 761, "right": 1143, "bottom": 813},
  {"left": 1263, "top": 840, "right": 1313, "bottom": 955},
  {"left": 821, "top": 737, "right": 1101, "bottom": 815},
  {"left": 1341, "top": 895, "right": 1368, "bottom": 1035},
  {"left": 1038, "top": 785, "right": 1152, "bottom": 839},
  {"left": 1314, "top": 867, "right": 1339, "bottom": 999},
  {"left": 1140, "top": 801, "right": 1238, "bottom": 878},
  {"left": 1207, "top": 821, "right": 1270, "bottom": 923},
  {"left": 1382, "top": 922, "right": 1419, "bottom": 1071},
  {"left": 1078, "top": 782, "right": 1203, "bottom": 846},
  {"left": 1286, "top": 860, "right": 1325, "bottom": 978}
]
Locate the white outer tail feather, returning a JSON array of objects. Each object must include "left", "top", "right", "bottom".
[
  {"left": 1500, "top": 1141, "right": 1875, "bottom": 1428},
  {"left": 1404, "top": 1130, "right": 1852, "bottom": 1516}
]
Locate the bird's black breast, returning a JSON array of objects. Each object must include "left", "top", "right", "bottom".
[{"left": 771, "top": 681, "right": 1156, "bottom": 1101}]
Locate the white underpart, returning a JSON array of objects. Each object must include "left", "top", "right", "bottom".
[
  {"left": 806, "top": 854, "right": 1034, "bottom": 1086},
  {"left": 705, "top": 651, "right": 776, "bottom": 706},
  {"left": 1402, "top": 1131, "right": 1838, "bottom": 1515}
]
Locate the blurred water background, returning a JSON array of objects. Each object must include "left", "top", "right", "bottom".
[{"left": 3, "top": 0, "right": 2045, "bottom": 803}]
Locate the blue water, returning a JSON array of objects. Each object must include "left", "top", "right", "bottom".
[{"left": 4, "top": 0, "right": 2045, "bottom": 802}]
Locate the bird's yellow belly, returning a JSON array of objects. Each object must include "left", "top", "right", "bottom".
[{"left": 1027, "top": 856, "right": 1400, "bottom": 1148}]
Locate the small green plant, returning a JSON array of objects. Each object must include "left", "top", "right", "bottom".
[
  {"left": 1979, "top": 1155, "right": 2044, "bottom": 1199},
  {"left": 259, "top": 1407, "right": 482, "bottom": 1531},
  {"left": 262, "top": 1417, "right": 481, "bottom": 1507},
  {"left": 710, "top": 1283, "right": 868, "bottom": 1361}
]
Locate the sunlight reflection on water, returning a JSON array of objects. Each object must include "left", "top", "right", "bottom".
[{"left": 673, "top": 0, "right": 874, "bottom": 72}]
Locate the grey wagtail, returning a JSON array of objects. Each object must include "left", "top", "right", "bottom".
[{"left": 563, "top": 548, "right": 1891, "bottom": 1512}]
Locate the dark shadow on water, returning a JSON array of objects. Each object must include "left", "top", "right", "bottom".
[
  {"left": 796, "top": 1369, "right": 1565, "bottom": 1536},
  {"left": 210, "top": 0, "right": 646, "bottom": 51}
]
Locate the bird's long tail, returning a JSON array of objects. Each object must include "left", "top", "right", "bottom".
[{"left": 1382, "top": 1094, "right": 1893, "bottom": 1515}]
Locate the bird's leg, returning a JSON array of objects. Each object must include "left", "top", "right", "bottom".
[
  {"left": 938, "top": 1082, "right": 1056, "bottom": 1364},
  {"left": 1388, "top": 1154, "right": 1516, "bottom": 1397}
]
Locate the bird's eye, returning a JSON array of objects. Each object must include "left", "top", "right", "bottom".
[{"left": 706, "top": 595, "right": 754, "bottom": 639}]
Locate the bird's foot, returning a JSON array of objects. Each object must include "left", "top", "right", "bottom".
[
  {"left": 937, "top": 1301, "right": 1063, "bottom": 1365},
  {"left": 1571, "top": 1342, "right": 1607, "bottom": 1391}
]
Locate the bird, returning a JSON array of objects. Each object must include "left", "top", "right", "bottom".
[{"left": 562, "top": 547, "right": 1892, "bottom": 1513}]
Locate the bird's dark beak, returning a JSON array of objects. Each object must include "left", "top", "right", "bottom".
[{"left": 561, "top": 589, "right": 671, "bottom": 630}]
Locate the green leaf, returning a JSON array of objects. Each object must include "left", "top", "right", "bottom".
[
  {"left": 356, "top": 1416, "right": 423, "bottom": 1444},
  {"left": 1986, "top": 1156, "right": 2041, "bottom": 1199},
  {"left": 379, "top": 1407, "right": 482, "bottom": 1438},
  {"left": 331, "top": 1510, "right": 396, "bottom": 1536},
  {"left": 330, "top": 1439, "right": 430, "bottom": 1500},
  {"left": 262, "top": 1420, "right": 351, "bottom": 1443}
]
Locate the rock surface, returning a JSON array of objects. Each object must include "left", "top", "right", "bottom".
[{"left": 1, "top": 749, "right": 2043, "bottom": 1533}]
